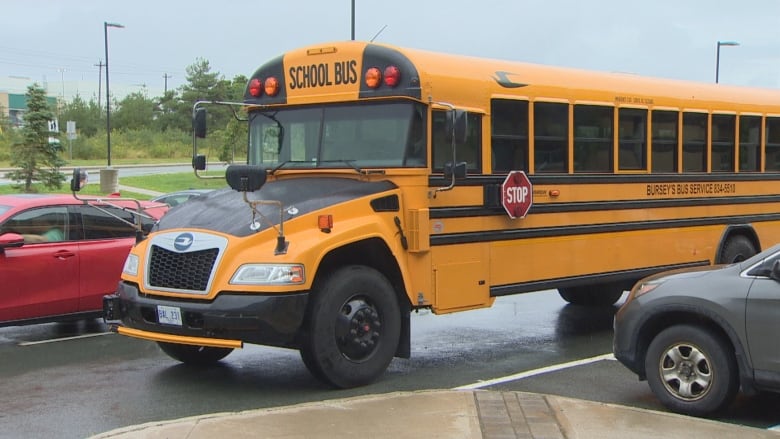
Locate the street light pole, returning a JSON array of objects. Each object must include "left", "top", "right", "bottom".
[
  {"left": 104, "top": 21, "right": 124, "bottom": 167},
  {"left": 715, "top": 40, "right": 739, "bottom": 84}
]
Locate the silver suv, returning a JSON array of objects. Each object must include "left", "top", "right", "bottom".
[{"left": 613, "top": 243, "right": 780, "bottom": 416}]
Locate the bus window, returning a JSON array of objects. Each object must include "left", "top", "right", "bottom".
[
  {"left": 574, "top": 104, "right": 613, "bottom": 173},
  {"left": 766, "top": 117, "right": 780, "bottom": 171},
  {"left": 618, "top": 108, "right": 647, "bottom": 171},
  {"left": 682, "top": 112, "right": 708, "bottom": 172},
  {"left": 432, "top": 111, "right": 482, "bottom": 173},
  {"left": 739, "top": 115, "right": 761, "bottom": 172},
  {"left": 711, "top": 114, "right": 735, "bottom": 172},
  {"left": 533, "top": 102, "right": 568, "bottom": 173},
  {"left": 651, "top": 110, "right": 678, "bottom": 173},
  {"left": 491, "top": 99, "right": 528, "bottom": 173}
]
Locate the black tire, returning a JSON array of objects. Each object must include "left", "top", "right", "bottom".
[
  {"left": 557, "top": 283, "right": 625, "bottom": 306},
  {"left": 299, "top": 345, "right": 327, "bottom": 383},
  {"left": 719, "top": 235, "right": 757, "bottom": 264},
  {"left": 157, "top": 342, "right": 233, "bottom": 365},
  {"left": 644, "top": 325, "right": 738, "bottom": 417},
  {"left": 300, "top": 265, "right": 401, "bottom": 388}
]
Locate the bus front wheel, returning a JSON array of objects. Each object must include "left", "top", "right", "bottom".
[
  {"left": 558, "top": 283, "right": 625, "bottom": 306},
  {"left": 300, "top": 265, "right": 401, "bottom": 388}
]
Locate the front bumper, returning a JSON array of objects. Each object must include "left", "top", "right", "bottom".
[{"left": 104, "top": 281, "right": 309, "bottom": 349}]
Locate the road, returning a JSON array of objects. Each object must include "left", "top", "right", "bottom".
[
  {"left": 2, "top": 290, "right": 778, "bottom": 438},
  {"left": 0, "top": 163, "right": 226, "bottom": 186}
]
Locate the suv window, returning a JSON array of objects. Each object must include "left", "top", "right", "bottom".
[
  {"left": 0, "top": 206, "right": 69, "bottom": 243},
  {"left": 746, "top": 251, "right": 780, "bottom": 277},
  {"left": 78, "top": 205, "right": 139, "bottom": 240}
]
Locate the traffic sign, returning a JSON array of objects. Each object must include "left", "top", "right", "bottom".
[{"left": 501, "top": 170, "right": 533, "bottom": 219}]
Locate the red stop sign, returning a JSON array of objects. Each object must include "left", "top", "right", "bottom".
[{"left": 502, "top": 171, "right": 533, "bottom": 219}]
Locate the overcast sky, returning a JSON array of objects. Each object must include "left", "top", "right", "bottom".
[{"left": 2, "top": 0, "right": 779, "bottom": 100}]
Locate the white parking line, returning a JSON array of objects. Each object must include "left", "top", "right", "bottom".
[
  {"left": 18, "top": 332, "right": 112, "bottom": 346},
  {"left": 453, "top": 353, "right": 616, "bottom": 390}
]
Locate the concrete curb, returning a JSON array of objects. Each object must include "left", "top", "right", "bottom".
[{"left": 88, "top": 390, "right": 780, "bottom": 439}]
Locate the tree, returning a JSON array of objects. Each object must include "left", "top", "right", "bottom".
[
  {"left": 217, "top": 75, "right": 250, "bottom": 163},
  {"left": 113, "top": 91, "right": 156, "bottom": 131},
  {"left": 175, "top": 58, "right": 233, "bottom": 132},
  {"left": 154, "top": 89, "right": 186, "bottom": 132},
  {"left": 7, "top": 84, "right": 66, "bottom": 192},
  {"left": 60, "top": 94, "right": 102, "bottom": 137}
]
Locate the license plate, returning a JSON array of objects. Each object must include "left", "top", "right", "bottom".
[{"left": 157, "top": 305, "right": 183, "bottom": 326}]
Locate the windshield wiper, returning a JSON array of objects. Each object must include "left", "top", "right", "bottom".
[
  {"left": 317, "top": 160, "right": 363, "bottom": 174},
  {"left": 270, "top": 160, "right": 306, "bottom": 174}
]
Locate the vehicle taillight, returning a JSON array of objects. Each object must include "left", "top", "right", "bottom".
[
  {"left": 365, "top": 67, "right": 382, "bottom": 88},
  {"left": 383, "top": 65, "right": 400, "bottom": 87},
  {"left": 264, "top": 76, "right": 279, "bottom": 96},
  {"left": 249, "top": 78, "right": 263, "bottom": 97}
]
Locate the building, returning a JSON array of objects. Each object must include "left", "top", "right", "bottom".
[
  {"left": 0, "top": 75, "right": 164, "bottom": 128},
  {"left": 0, "top": 89, "right": 59, "bottom": 128}
]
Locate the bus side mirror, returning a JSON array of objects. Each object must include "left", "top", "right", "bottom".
[
  {"left": 192, "top": 155, "right": 207, "bottom": 171},
  {"left": 193, "top": 107, "right": 207, "bottom": 139},
  {"left": 70, "top": 168, "right": 87, "bottom": 192},
  {"left": 445, "top": 110, "right": 468, "bottom": 144},
  {"left": 226, "top": 164, "right": 267, "bottom": 192},
  {"left": 443, "top": 162, "right": 468, "bottom": 180}
]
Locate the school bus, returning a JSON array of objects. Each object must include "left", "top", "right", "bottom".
[{"left": 102, "top": 40, "right": 780, "bottom": 388}]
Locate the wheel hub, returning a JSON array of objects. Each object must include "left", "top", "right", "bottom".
[
  {"left": 679, "top": 361, "right": 695, "bottom": 381},
  {"left": 336, "top": 298, "right": 381, "bottom": 361},
  {"left": 660, "top": 344, "right": 712, "bottom": 401}
]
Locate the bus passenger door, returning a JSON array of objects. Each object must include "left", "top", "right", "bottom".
[{"left": 432, "top": 243, "right": 490, "bottom": 312}]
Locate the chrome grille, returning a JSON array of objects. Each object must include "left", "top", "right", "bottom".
[{"left": 148, "top": 245, "right": 219, "bottom": 291}]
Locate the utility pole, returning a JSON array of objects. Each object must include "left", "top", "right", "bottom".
[
  {"left": 163, "top": 73, "right": 172, "bottom": 94},
  {"left": 95, "top": 60, "right": 105, "bottom": 111}
]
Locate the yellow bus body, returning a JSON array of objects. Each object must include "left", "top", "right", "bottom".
[{"left": 108, "top": 40, "right": 780, "bottom": 387}]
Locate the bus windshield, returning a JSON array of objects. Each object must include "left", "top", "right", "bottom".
[{"left": 249, "top": 101, "right": 426, "bottom": 169}]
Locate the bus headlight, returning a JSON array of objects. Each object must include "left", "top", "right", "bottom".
[
  {"left": 123, "top": 254, "right": 139, "bottom": 277},
  {"left": 230, "top": 264, "right": 305, "bottom": 285}
]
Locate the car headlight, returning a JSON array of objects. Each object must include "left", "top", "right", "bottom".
[
  {"left": 123, "top": 254, "right": 139, "bottom": 277},
  {"left": 230, "top": 264, "right": 305, "bottom": 285}
]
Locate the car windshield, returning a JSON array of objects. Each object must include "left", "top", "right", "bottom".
[{"left": 248, "top": 101, "right": 426, "bottom": 169}]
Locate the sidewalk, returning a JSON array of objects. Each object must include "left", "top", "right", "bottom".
[{"left": 91, "top": 390, "right": 780, "bottom": 439}]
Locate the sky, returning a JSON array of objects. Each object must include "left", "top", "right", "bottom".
[{"left": 2, "top": 0, "right": 780, "bottom": 101}]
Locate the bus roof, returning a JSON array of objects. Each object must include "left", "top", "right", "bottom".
[{"left": 244, "top": 40, "right": 780, "bottom": 112}]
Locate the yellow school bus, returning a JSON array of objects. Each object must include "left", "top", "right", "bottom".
[{"left": 103, "top": 40, "right": 780, "bottom": 388}]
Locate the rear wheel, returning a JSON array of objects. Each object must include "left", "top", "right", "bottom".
[
  {"left": 157, "top": 342, "right": 233, "bottom": 365},
  {"left": 644, "top": 325, "right": 738, "bottom": 416},
  {"left": 719, "top": 235, "right": 757, "bottom": 264},
  {"left": 557, "top": 283, "right": 625, "bottom": 306},
  {"left": 300, "top": 265, "right": 401, "bottom": 388}
]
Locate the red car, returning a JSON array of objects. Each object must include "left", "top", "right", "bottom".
[{"left": 0, "top": 194, "right": 167, "bottom": 327}]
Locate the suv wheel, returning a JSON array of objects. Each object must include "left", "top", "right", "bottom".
[{"left": 644, "top": 324, "right": 738, "bottom": 416}]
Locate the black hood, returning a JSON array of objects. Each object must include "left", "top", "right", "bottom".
[{"left": 157, "top": 177, "right": 397, "bottom": 237}]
